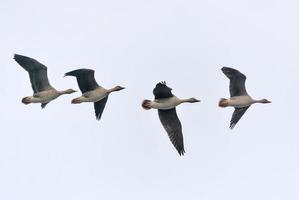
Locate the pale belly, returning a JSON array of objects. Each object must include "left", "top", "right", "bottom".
[
  {"left": 151, "top": 96, "right": 181, "bottom": 110},
  {"left": 32, "top": 89, "right": 60, "bottom": 103},
  {"left": 227, "top": 96, "right": 253, "bottom": 108},
  {"left": 80, "top": 87, "right": 108, "bottom": 103}
]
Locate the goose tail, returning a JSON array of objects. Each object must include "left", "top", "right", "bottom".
[
  {"left": 218, "top": 98, "right": 228, "bottom": 108},
  {"left": 22, "top": 96, "right": 32, "bottom": 105},
  {"left": 142, "top": 99, "right": 152, "bottom": 110}
]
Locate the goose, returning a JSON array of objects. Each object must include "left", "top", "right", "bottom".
[
  {"left": 64, "top": 68, "right": 125, "bottom": 120},
  {"left": 219, "top": 67, "right": 271, "bottom": 129},
  {"left": 142, "top": 81, "right": 200, "bottom": 156},
  {"left": 14, "top": 54, "right": 77, "bottom": 109}
]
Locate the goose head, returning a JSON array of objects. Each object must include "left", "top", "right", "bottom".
[
  {"left": 64, "top": 89, "right": 77, "bottom": 94},
  {"left": 181, "top": 97, "right": 200, "bottom": 103},
  {"left": 108, "top": 85, "right": 125, "bottom": 93},
  {"left": 113, "top": 86, "right": 125, "bottom": 91},
  {"left": 259, "top": 99, "right": 271, "bottom": 104},
  {"left": 59, "top": 89, "right": 77, "bottom": 95},
  {"left": 186, "top": 97, "right": 200, "bottom": 103}
]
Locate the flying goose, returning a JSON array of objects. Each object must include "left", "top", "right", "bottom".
[
  {"left": 14, "top": 54, "right": 77, "bottom": 109},
  {"left": 219, "top": 67, "right": 271, "bottom": 129},
  {"left": 142, "top": 81, "right": 200, "bottom": 156},
  {"left": 64, "top": 68, "right": 125, "bottom": 120}
]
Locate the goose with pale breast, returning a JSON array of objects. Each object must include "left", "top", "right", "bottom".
[
  {"left": 219, "top": 67, "right": 271, "bottom": 129},
  {"left": 64, "top": 68, "right": 124, "bottom": 120},
  {"left": 14, "top": 54, "right": 77, "bottom": 109},
  {"left": 142, "top": 81, "right": 200, "bottom": 156}
]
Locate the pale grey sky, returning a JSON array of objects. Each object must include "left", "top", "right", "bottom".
[{"left": 1, "top": 0, "right": 299, "bottom": 199}]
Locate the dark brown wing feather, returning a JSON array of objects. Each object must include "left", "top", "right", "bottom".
[
  {"left": 14, "top": 54, "right": 52, "bottom": 93},
  {"left": 94, "top": 96, "right": 108, "bottom": 120},
  {"left": 158, "top": 108, "right": 185, "bottom": 155},
  {"left": 153, "top": 81, "right": 173, "bottom": 99},
  {"left": 230, "top": 106, "right": 250, "bottom": 129},
  {"left": 65, "top": 68, "right": 99, "bottom": 93},
  {"left": 222, "top": 67, "right": 248, "bottom": 97}
]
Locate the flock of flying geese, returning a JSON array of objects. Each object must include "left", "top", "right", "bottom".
[{"left": 14, "top": 54, "right": 271, "bottom": 156}]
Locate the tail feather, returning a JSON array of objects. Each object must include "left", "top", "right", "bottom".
[
  {"left": 22, "top": 96, "right": 32, "bottom": 105},
  {"left": 218, "top": 98, "right": 228, "bottom": 107},
  {"left": 71, "top": 97, "right": 82, "bottom": 104},
  {"left": 142, "top": 100, "right": 152, "bottom": 110}
]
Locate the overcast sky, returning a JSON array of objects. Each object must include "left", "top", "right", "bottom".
[{"left": 1, "top": 0, "right": 299, "bottom": 199}]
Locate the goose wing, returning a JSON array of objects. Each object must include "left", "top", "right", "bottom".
[
  {"left": 230, "top": 106, "right": 250, "bottom": 129},
  {"left": 93, "top": 96, "right": 108, "bottom": 120},
  {"left": 222, "top": 67, "right": 248, "bottom": 97},
  {"left": 14, "top": 54, "right": 52, "bottom": 93},
  {"left": 65, "top": 68, "right": 99, "bottom": 93},
  {"left": 158, "top": 108, "right": 185, "bottom": 156},
  {"left": 153, "top": 81, "right": 173, "bottom": 99}
]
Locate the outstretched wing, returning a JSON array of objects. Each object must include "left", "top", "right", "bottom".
[
  {"left": 158, "top": 108, "right": 185, "bottom": 155},
  {"left": 65, "top": 68, "right": 99, "bottom": 93},
  {"left": 153, "top": 81, "right": 173, "bottom": 99},
  {"left": 41, "top": 102, "right": 49, "bottom": 109},
  {"left": 230, "top": 106, "right": 250, "bottom": 129},
  {"left": 94, "top": 96, "right": 108, "bottom": 120},
  {"left": 14, "top": 54, "right": 52, "bottom": 93},
  {"left": 222, "top": 67, "right": 248, "bottom": 97}
]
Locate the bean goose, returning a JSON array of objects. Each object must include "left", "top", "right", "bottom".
[
  {"left": 65, "top": 68, "right": 124, "bottom": 120},
  {"left": 142, "top": 81, "right": 200, "bottom": 156},
  {"left": 14, "top": 54, "right": 77, "bottom": 109},
  {"left": 219, "top": 67, "right": 271, "bottom": 129}
]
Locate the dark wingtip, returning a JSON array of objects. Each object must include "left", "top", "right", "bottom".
[
  {"left": 156, "top": 80, "right": 168, "bottom": 85},
  {"left": 95, "top": 112, "right": 102, "bottom": 121},
  {"left": 221, "top": 66, "right": 232, "bottom": 72},
  {"left": 64, "top": 71, "right": 72, "bottom": 77},
  {"left": 64, "top": 70, "right": 78, "bottom": 77},
  {"left": 222, "top": 66, "right": 241, "bottom": 74},
  {"left": 178, "top": 149, "right": 185, "bottom": 156},
  {"left": 229, "top": 124, "right": 235, "bottom": 129},
  {"left": 64, "top": 68, "right": 95, "bottom": 77},
  {"left": 13, "top": 54, "right": 22, "bottom": 61}
]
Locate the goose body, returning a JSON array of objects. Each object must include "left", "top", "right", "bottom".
[
  {"left": 222, "top": 95, "right": 254, "bottom": 108},
  {"left": 219, "top": 67, "right": 271, "bottom": 129},
  {"left": 65, "top": 68, "right": 124, "bottom": 120},
  {"left": 142, "top": 81, "right": 200, "bottom": 156},
  {"left": 145, "top": 96, "right": 183, "bottom": 110},
  {"left": 14, "top": 54, "right": 77, "bottom": 109},
  {"left": 28, "top": 89, "right": 61, "bottom": 103},
  {"left": 74, "top": 87, "right": 108, "bottom": 103}
]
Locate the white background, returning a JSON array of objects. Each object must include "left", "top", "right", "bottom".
[{"left": 1, "top": 0, "right": 299, "bottom": 199}]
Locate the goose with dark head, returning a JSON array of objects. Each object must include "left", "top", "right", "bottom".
[
  {"left": 65, "top": 68, "right": 125, "bottom": 120},
  {"left": 219, "top": 67, "right": 271, "bottom": 129},
  {"left": 14, "top": 54, "right": 77, "bottom": 109},
  {"left": 142, "top": 81, "right": 200, "bottom": 156}
]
